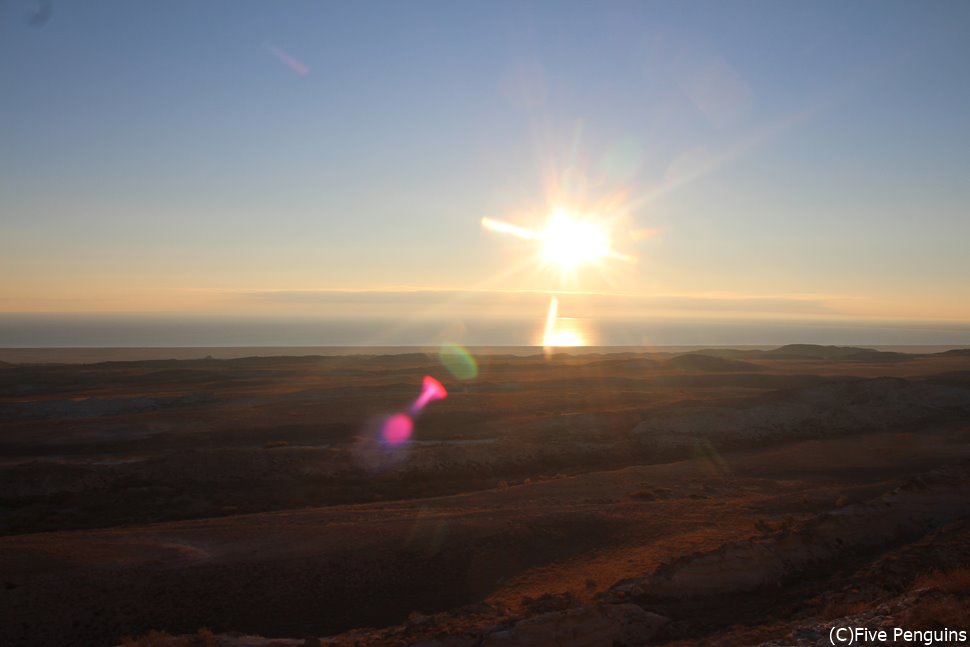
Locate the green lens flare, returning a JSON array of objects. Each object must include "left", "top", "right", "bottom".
[{"left": 438, "top": 343, "right": 478, "bottom": 380}]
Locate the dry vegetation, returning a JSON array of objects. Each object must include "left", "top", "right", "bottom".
[{"left": 912, "top": 566, "right": 970, "bottom": 594}]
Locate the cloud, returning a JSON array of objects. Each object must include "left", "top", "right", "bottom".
[{"left": 0, "top": 287, "right": 849, "bottom": 319}]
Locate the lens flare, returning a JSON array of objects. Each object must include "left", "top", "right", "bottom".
[
  {"left": 372, "top": 375, "right": 448, "bottom": 449},
  {"left": 410, "top": 375, "right": 448, "bottom": 415},
  {"left": 439, "top": 343, "right": 478, "bottom": 380},
  {"left": 265, "top": 43, "right": 310, "bottom": 76},
  {"left": 381, "top": 413, "right": 413, "bottom": 445}
]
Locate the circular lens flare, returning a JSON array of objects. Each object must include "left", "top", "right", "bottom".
[
  {"left": 439, "top": 343, "right": 478, "bottom": 380},
  {"left": 382, "top": 413, "right": 413, "bottom": 445}
]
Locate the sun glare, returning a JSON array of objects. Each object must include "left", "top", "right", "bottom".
[
  {"left": 539, "top": 209, "right": 611, "bottom": 272},
  {"left": 482, "top": 206, "right": 633, "bottom": 281},
  {"left": 543, "top": 328, "right": 586, "bottom": 347},
  {"left": 541, "top": 296, "right": 590, "bottom": 350},
  {"left": 482, "top": 202, "right": 634, "bottom": 352}
]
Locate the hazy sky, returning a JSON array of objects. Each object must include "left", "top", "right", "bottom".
[{"left": 2, "top": 1, "right": 970, "bottom": 344}]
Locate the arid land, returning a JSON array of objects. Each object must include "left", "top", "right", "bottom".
[{"left": 1, "top": 345, "right": 969, "bottom": 646}]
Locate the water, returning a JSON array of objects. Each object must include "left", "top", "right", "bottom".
[{"left": 0, "top": 313, "right": 968, "bottom": 363}]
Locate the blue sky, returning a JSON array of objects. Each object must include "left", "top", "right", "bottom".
[{"left": 2, "top": 1, "right": 969, "bottom": 344}]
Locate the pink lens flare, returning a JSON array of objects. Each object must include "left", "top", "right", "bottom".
[
  {"left": 410, "top": 375, "right": 448, "bottom": 415},
  {"left": 265, "top": 43, "right": 310, "bottom": 76},
  {"left": 375, "top": 376, "right": 447, "bottom": 448},
  {"left": 381, "top": 413, "right": 413, "bottom": 445}
]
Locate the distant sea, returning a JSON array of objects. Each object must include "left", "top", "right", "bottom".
[
  {"left": 1, "top": 314, "right": 968, "bottom": 364},
  {"left": 2, "top": 345, "right": 970, "bottom": 364}
]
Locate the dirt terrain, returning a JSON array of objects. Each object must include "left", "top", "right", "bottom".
[{"left": 1, "top": 345, "right": 969, "bottom": 646}]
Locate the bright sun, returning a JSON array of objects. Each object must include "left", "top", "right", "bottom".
[
  {"left": 480, "top": 205, "right": 634, "bottom": 350},
  {"left": 539, "top": 209, "right": 611, "bottom": 272}
]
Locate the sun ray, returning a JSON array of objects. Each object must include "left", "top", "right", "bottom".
[
  {"left": 543, "top": 295, "right": 559, "bottom": 354},
  {"left": 481, "top": 217, "right": 537, "bottom": 241}
]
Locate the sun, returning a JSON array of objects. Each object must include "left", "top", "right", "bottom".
[
  {"left": 481, "top": 206, "right": 632, "bottom": 281},
  {"left": 539, "top": 208, "right": 611, "bottom": 273},
  {"left": 480, "top": 182, "right": 641, "bottom": 352}
]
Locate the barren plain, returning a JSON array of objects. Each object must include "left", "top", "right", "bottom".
[{"left": 1, "top": 345, "right": 969, "bottom": 646}]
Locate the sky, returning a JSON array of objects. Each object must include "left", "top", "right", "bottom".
[{"left": 2, "top": 1, "right": 970, "bottom": 346}]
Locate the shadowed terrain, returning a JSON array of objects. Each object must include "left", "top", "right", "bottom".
[{"left": 1, "top": 345, "right": 969, "bottom": 646}]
